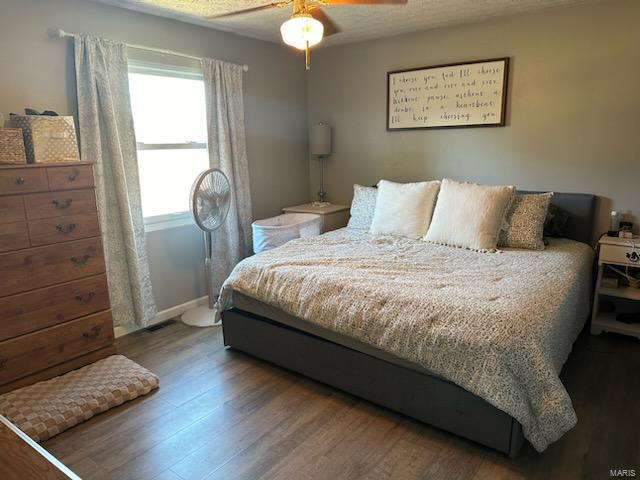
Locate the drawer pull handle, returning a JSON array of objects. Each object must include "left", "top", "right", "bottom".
[
  {"left": 0, "top": 358, "right": 7, "bottom": 371},
  {"left": 70, "top": 254, "right": 91, "bottom": 265},
  {"left": 68, "top": 169, "right": 79, "bottom": 182},
  {"left": 82, "top": 326, "right": 102, "bottom": 339},
  {"left": 56, "top": 223, "right": 77, "bottom": 234},
  {"left": 75, "top": 292, "right": 95, "bottom": 304},
  {"left": 15, "top": 177, "right": 25, "bottom": 185},
  {"left": 52, "top": 199, "right": 73, "bottom": 209}
]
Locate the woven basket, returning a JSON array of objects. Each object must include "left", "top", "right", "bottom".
[{"left": 0, "top": 128, "right": 27, "bottom": 165}]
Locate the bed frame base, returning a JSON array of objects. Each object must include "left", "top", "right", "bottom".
[{"left": 222, "top": 308, "right": 525, "bottom": 457}]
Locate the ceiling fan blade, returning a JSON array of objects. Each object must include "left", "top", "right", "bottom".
[
  {"left": 206, "top": 2, "right": 291, "bottom": 19},
  {"left": 308, "top": 6, "right": 340, "bottom": 36},
  {"left": 318, "top": 0, "right": 406, "bottom": 4}
]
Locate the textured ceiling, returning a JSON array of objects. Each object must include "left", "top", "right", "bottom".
[{"left": 90, "top": 0, "right": 597, "bottom": 47}]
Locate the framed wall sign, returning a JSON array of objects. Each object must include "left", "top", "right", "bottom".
[{"left": 387, "top": 57, "right": 509, "bottom": 130}]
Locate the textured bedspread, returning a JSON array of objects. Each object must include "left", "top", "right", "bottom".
[{"left": 218, "top": 229, "right": 593, "bottom": 451}]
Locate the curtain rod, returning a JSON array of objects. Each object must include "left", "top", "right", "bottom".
[{"left": 49, "top": 28, "right": 249, "bottom": 72}]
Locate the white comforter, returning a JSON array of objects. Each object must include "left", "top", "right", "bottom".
[{"left": 218, "top": 229, "right": 593, "bottom": 451}]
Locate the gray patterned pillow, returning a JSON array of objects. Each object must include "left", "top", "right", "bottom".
[
  {"left": 347, "top": 184, "right": 377, "bottom": 230},
  {"left": 499, "top": 192, "right": 553, "bottom": 250}
]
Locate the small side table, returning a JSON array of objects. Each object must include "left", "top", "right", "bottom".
[
  {"left": 282, "top": 203, "right": 350, "bottom": 233},
  {"left": 591, "top": 236, "right": 640, "bottom": 339}
]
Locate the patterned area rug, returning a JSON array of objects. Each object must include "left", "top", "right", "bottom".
[{"left": 0, "top": 355, "right": 159, "bottom": 442}]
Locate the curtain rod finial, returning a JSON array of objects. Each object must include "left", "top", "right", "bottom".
[{"left": 48, "top": 28, "right": 67, "bottom": 39}]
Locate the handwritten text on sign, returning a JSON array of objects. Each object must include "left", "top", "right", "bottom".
[{"left": 387, "top": 59, "right": 508, "bottom": 129}]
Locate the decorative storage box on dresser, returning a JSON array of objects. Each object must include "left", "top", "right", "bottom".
[{"left": 0, "top": 162, "right": 115, "bottom": 394}]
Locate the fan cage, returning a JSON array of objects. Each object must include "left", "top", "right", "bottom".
[{"left": 190, "top": 168, "right": 231, "bottom": 233}]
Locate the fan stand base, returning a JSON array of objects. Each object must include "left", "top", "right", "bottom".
[{"left": 181, "top": 304, "right": 221, "bottom": 328}]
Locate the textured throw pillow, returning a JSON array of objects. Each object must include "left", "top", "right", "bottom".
[
  {"left": 424, "top": 178, "right": 515, "bottom": 251},
  {"left": 499, "top": 193, "right": 553, "bottom": 250},
  {"left": 370, "top": 179, "right": 441, "bottom": 239},
  {"left": 347, "top": 184, "right": 378, "bottom": 230}
]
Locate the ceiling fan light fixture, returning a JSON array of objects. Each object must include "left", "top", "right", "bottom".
[{"left": 280, "top": 13, "right": 324, "bottom": 50}]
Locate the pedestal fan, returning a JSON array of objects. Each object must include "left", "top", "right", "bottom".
[{"left": 181, "top": 168, "right": 231, "bottom": 327}]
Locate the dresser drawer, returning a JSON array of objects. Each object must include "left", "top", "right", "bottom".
[
  {"left": 23, "top": 188, "right": 97, "bottom": 220},
  {"left": 0, "top": 168, "right": 48, "bottom": 195},
  {"left": 0, "top": 222, "right": 29, "bottom": 253},
  {"left": 0, "top": 195, "right": 25, "bottom": 224},
  {"left": 47, "top": 165, "right": 94, "bottom": 191},
  {"left": 0, "top": 310, "right": 114, "bottom": 385},
  {"left": 28, "top": 213, "right": 101, "bottom": 247},
  {"left": 0, "top": 237, "right": 105, "bottom": 296},
  {"left": 600, "top": 243, "right": 640, "bottom": 267},
  {"left": 0, "top": 274, "right": 110, "bottom": 341}
]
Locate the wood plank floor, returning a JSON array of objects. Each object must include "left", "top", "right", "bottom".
[{"left": 42, "top": 321, "right": 640, "bottom": 480}]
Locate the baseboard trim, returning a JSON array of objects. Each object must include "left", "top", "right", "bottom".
[{"left": 114, "top": 295, "right": 209, "bottom": 338}]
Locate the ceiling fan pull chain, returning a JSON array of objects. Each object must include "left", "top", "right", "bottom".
[{"left": 305, "top": 41, "right": 310, "bottom": 70}]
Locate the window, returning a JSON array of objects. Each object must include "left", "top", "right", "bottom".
[{"left": 128, "top": 61, "right": 209, "bottom": 230}]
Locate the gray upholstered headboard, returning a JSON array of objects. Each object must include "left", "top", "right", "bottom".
[{"left": 523, "top": 191, "right": 597, "bottom": 245}]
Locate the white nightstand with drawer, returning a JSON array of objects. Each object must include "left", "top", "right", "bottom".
[
  {"left": 591, "top": 236, "right": 640, "bottom": 339},
  {"left": 282, "top": 203, "right": 350, "bottom": 233}
]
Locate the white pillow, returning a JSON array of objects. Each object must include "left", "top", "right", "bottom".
[
  {"left": 424, "top": 178, "right": 515, "bottom": 251},
  {"left": 347, "top": 184, "right": 378, "bottom": 230},
  {"left": 370, "top": 180, "right": 441, "bottom": 239}
]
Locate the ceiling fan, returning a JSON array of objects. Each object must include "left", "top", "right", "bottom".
[{"left": 207, "top": 0, "right": 407, "bottom": 69}]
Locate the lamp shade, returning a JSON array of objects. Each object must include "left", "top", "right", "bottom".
[
  {"left": 280, "top": 14, "right": 324, "bottom": 51},
  {"left": 310, "top": 122, "right": 331, "bottom": 156}
]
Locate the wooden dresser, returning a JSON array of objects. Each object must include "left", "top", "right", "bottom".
[{"left": 0, "top": 162, "right": 115, "bottom": 394}]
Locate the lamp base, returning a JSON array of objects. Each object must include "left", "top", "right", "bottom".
[
  {"left": 317, "top": 155, "right": 328, "bottom": 205},
  {"left": 312, "top": 201, "right": 331, "bottom": 207}
]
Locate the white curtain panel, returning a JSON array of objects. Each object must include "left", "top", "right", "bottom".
[
  {"left": 201, "top": 58, "right": 253, "bottom": 299},
  {"left": 74, "top": 34, "right": 157, "bottom": 328}
]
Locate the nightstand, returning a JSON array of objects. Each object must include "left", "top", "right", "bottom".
[
  {"left": 591, "top": 236, "right": 640, "bottom": 339},
  {"left": 282, "top": 203, "right": 350, "bottom": 233}
]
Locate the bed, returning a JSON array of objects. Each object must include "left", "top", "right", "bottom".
[{"left": 219, "top": 192, "right": 596, "bottom": 457}]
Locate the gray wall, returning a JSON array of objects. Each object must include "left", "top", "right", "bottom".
[
  {"left": 0, "top": 0, "right": 309, "bottom": 312},
  {"left": 307, "top": 0, "right": 640, "bottom": 237},
  {"left": 2, "top": 0, "right": 638, "bottom": 317}
]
